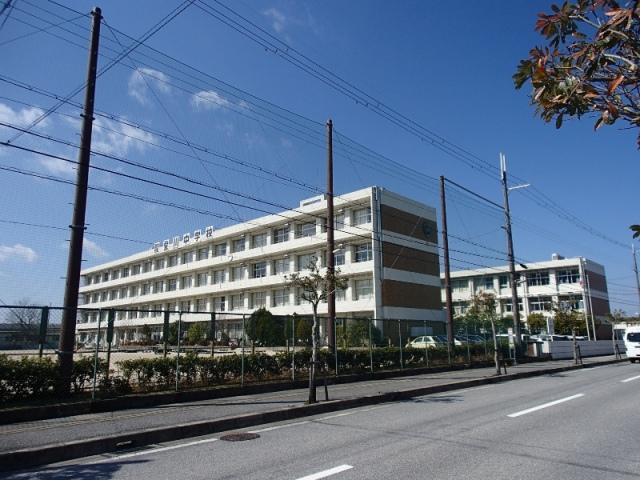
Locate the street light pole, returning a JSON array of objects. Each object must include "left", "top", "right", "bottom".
[{"left": 500, "top": 153, "right": 524, "bottom": 357}]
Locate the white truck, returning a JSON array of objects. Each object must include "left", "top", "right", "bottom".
[{"left": 624, "top": 326, "right": 640, "bottom": 363}]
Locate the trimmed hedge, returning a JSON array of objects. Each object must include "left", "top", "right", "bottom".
[{"left": 0, "top": 344, "right": 491, "bottom": 402}]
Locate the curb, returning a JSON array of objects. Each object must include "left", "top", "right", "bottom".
[{"left": 0, "top": 358, "right": 625, "bottom": 472}]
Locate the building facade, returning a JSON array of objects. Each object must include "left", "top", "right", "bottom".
[
  {"left": 78, "top": 187, "right": 443, "bottom": 344},
  {"left": 441, "top": 254, "right": 610, "bottom": 324}
]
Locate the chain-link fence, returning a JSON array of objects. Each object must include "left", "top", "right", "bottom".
[{"left": 0, "top": 305, "right": 496, "bottom": 403}]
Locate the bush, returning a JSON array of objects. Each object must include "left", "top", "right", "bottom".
[{"left": 0, "top": 355, "right": 58, "bottom": 401}]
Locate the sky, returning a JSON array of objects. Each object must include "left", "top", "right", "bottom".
[{"left": 0, "top": 0, "right": 638, "bottom": 314}]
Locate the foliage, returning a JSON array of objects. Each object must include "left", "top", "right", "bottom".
[
  {"left": 336, "top": 319, "right": 382, "bottom": 347},
  {"left": 246, "top": 308, "right": 286, "bottom": 347},
  {"left": 514, "top": 1, "right": 640, "bottom": 143},
  {"left": 140, "top": 324, "right": 153, "bottom": 345},
  {"left": 295, "top": 317, "right": 312, "bottom": 345},
  {"left": 166, "top": 321, "right": 179, "bottom": 345},
  {"left": 186, "top": 322, "right": 208, "bottom": 346},
  {"left": 527, "top": 313, "right": 547, "bottom": 334},
  {"left": 553, "top": 308, "right": 588, "bottom": 335}
]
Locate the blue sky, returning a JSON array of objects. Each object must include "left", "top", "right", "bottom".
[{"left": 0, "top": 0, "right": 638, "bottom": 314}]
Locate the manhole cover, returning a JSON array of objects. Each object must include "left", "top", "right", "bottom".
[{"left": 219, "top": 432, "right": 260, "bottom": 442}]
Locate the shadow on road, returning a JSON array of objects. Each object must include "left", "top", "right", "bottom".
[{"left": 6, "top": 459, "right": 149, "bottom": 480}]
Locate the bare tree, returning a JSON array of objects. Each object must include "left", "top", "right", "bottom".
[{"left": 286, "top": 256, "right": 347, "bottom": 403}]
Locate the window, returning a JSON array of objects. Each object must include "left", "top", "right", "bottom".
[
  {"left": 197, "top": 247, "right": 209, "bottom": 261},
  {"left": 111, "top": 270, "right": 119, "bottom": 280},
  {"left": 167, "top": 278, "right": 177, "bottom": 291},
  {"left": 251, "top": 291, "right": 266, "bottom": 309},
  {"left": 334, "top": 212, "right": 345, "bottom": 229},
  {"left": 180, "top": 300, "right": 191, "bottom": 313},
  {"left": 195, "top": 298, "right": 207, "bottom": 312},
  {"left": 295, "top": 222, "right": 316, "bottom": 238},
  {"left": 102, "top": 271, "right": 109, "bottom": 282},
  {"left": 272, "top": 288, "right": 289, "bottom": 307},
  {"left": 182, "top": 251, "right": 193, "bottom": 265},
  {"left": 335, "top": 285, "right": 346, "bottom": 302},
  {"left": 251, "top": 233, "right": 267, "bottom": 248},
  {"left": 559, "top": 295, "right": 583, "bottom": 310},
  {"left": 499, "top": 275, "right": 509, "bottom": 289},
  {"left": 143, "top": 261, "right": 152, "bottom": 273},
  {"left": 120, "top": 287, "right": 127, "bottom": 299},
  {"left": 354, "top": 243, "right": 373, "bottom": 263},
  {"left": 273, "top": 258, "right": 290, "bottom": 275},
  {"left": 453, "top": 302, "right": 468, "bottom": 315},
  {"left": 132, "top": 264, "right": 141, "bottom": 275},
  {"left": 168, "top": 255, "right": 178, "bottom": 267},
  {"left": 196, "top": 272, "right": 208, "bottom": 287},
  {"left": 502, "top": 300, "right": 523, "bottom": 313},
  {"left": 232, "top": 265, "right": 244, "bottom": 281},
  {"left": 154, "top": 280, "right": 164, "bottom": 294},
  {"left": 155, "top": 258, "right": 165, "bottom": 270},
  {"left": 86, "top": 276, "right": 92, "bottom": 286},
  {"left": 478, "top": 277, "right": 494, "bottom": 291},
  {"left": 121, "top": 267, "right": 129, "bottom": 278},
  {"left": 557, "top": 268, "right": 580, "bottom": 284},
  {"left": 213, "top": 296, "right": 226, "bottom": 312},
  {"left": 142, "top": 283, "right": 151, "bottom": 295},
  {"left": 91, "top": 293, "right": 98, "bottom": 303},
  {"left": 295, "top": 287, "right": 309, "bottom": 305},
  {"left": 334, "top": 249, "right": 345, "bottom": 266},
  {"left": 232, "top": 238, "right": 245, "bottom": 253},
  {"left": 273, "top": 226, "right": 290, "bottom": 244},
  {"left": 109, "top": 290, "right": 117, "bottom": 300},
  {"left": 297, "top": 253, "right": 316, "bottom": 271},
  {"left": 181, "top": 276, "right": 192, "bottom": 289},
  {"left": 252, "top": 261, "right": 267, "bottom": 278},
  {"left": 100, "top": 291, "right": 107, "bottom": 302},
  {"left": 353, "top": 207, "right": 372, "bottom": 226},
  {"left": 231, "top": 294, "right": 244, "bottom": 311},
  {"left": 214, "top": 243, "right": 227, "bottom": 257},
  {"left": 527, "top": 271, "right": 550, "bottom": 286},
  {"left": 529, "top": 296, "right": 552, "bottom": 311},
  {"left": 452, "top": 279, "right": 468, "bottom": 293},
  {"left": 93, "top": 274, "right": 100, "bottom": 284},
  {"left": 166, "top": 302, "right": 176, "bottom": 313},
  {"left": 354, "top": 278, "right": 373, "bottom": 300},
  {"left": 213, "top": 269, "right": 225, "bottom": 284},
  {"left": 128, "top": 285, "right": 137, "bottom": 297}
]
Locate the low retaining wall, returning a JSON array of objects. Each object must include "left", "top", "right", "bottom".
[{"left": 542, "top": 340, "right": 625, "bottom": 359}]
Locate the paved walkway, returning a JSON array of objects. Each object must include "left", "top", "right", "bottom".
[{"left": 0, "top": 355, "right": 622, "bottom": 454}]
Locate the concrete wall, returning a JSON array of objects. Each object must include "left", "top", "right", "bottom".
[{"left": 541, "top": 340, "right": 625, "bottom": 359}]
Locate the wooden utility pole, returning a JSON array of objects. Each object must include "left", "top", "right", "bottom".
[
  {"left": 440, "top": 176, "right": 454, "bottom": 354},
  {"left": 326, "top": 119, "right": 336, "bottom": 353},
  {"left": 633, "top": 245, "right": 640, "bottom": 310},
  {"left": 58, "top": 7, "right": 101, "bottom": 394}
]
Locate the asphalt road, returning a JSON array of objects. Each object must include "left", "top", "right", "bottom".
[{"left": 7, "top": 361, "right": 640, "bottom": 480}]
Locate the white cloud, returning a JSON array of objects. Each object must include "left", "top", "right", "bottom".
[
  {"left": 0, "top": 244, "right": 38, "bottom": 263},
  {"left": 92, "top": 117, "right": 155, "bottom": 157},
  {"left": 263, "top": 7, "right": 286, "bottom": 33},
  {"left": 128, "top": 67, "right": 171, "bottom": 105},
  {"left": 39, "top": 157, "right": 76, "bottom": 177},
  {"left": 191, "top": 90, "right": 232, "bottom": 111},
  {"left": 83, "top": 238, "right": 108, "bottom": 259},
  {"left": 0, "top": 103, "right": 49, "bottom": 129}
]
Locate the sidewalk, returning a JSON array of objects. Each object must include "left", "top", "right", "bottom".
[{"left": 0, "top": 355, "right": 625, "bottom": 470}]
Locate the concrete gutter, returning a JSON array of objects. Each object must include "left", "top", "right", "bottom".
[{"left": 0, "top": 357, "right": 625, "bottom": 472}]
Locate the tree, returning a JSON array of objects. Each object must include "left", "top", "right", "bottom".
[
  {"left": 467, "top": 292, "right": 502, "bottom": 375},
  {"left": 140, "top": 324, "right": 153, "bottom": 345},
  {"left": 553, "top": 307, "right": 587, "bottom": 335},
  {"left": 246, "top": 308, "right": 286, "bottom": 352},
  {"left": 286, "top": 256, "right": 347, "bottom": 403},
  {"left": 527, "top": 313, "right": 547, "bottom": 334},
  {"left": 186, "top": 322, "right": 207, "bottom": 345},
  {"left": 513, "top": 0, "right": 640, "bottom": 237},
  {"left": 4, "top": 299, "right": 40, "bottom": 346}
]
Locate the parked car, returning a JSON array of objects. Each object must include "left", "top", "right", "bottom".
[
  {"left": 405, "top": 336, "right": 446, "bottom": 349},
  {"left": 624, "top": 326, "right": 640, "bottom": 363}
]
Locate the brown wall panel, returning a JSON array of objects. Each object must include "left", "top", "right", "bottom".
[
  {"left": 586, "top": 271, "right": 608, "bottom": 293},
  {"left": 381, "top": 279, "right": 442, "bottom": 310},
  {"left": 382, "top": 242, "right": 440, "bottom": 276},
  {"left": 590, "top": 296, "right": 610, "bottom": 316},
  {"left": 380, "top": 204, "right": 438, "bottom": 244}
]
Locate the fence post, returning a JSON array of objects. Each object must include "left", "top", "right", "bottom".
[
  {"left": 334, "top": 317, "right": 339, "bottom": 377},
  {"left": 465, "top": 322, "right": 471, "bottom": 364},
  {"left": 241, "top": 314, "right": 246, "bottom": 388},
  {"left": 209, "top": 311, "right": 216, "bottom": 358},
  {"left": 423, "top": 320, "right": 429, "bottom": 367},
  {"left": 175, "top": 312, "right": 182, "bottom": 392},
  {"left": 91, "top": 309, "right": 102, "bottom": 401},
  {"left": 38, "top": 307, "right": 49, "bottom": 358},
  {"left": 105, "top": 309, "right": 114, "bottom": 380},
  {"left": 163, "top": 310, "right": 170, "bottom": 358},
  {"left": 291, "top": 315, "right": 295, "bottom": 382},
  {"left": 398, "top": 319, "right": 404, "bottom": 369},
  {"left": 368, "top": 318, "right": 374, "bottom": 374}
]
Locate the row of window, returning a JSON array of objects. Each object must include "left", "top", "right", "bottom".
[
  {"left": 452, "top": 295, "right": 583, "bottom": 315},
  {"left": 85, "top": 208, "right": 373, "bottom": 286},
  {"left": 80, "top": 279, "right": 374, "bottom": 322},
  {"left": 452, "top": 268, "right": 582, "bottom": 293},
  {"left": 84, "top": 245, "right": 373, "bottom": 305}
]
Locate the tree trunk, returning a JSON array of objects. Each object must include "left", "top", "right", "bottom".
[
  {"left": 491, "top": 319, "right": 500, "bottom": 375},
  {"left": 308, "top": 306, "right": 318, "bottom": 403}
]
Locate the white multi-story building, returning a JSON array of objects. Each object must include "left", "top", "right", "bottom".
[
  {"left": 442, "top": 254, "right": 610, "bottom": 323},
  {"left": 78, "top": 187, "right": 444, "bottom": 344}
]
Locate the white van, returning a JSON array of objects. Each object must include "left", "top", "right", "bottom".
[{"left": 624, "top": 326, "right": 640, "bottom": 363}]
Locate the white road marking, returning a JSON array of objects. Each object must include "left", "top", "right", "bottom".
[
  {"left": 318, "top": 412, "right": 356, "bottom": 421},
  {"left": 295, "top": 464, "right": 353, "bottom": 480},
  {"left": 621, "top": 374, "right": 640, "bottom": 383},
  {"left": 507, "top": 394, "right": 585, "bottom": 418},
  {"left": 248, "top": 420, "right": 310, "bottom": 433},
  {"left": 96, "top": 437, "right": 219, "bottom": 462}
]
